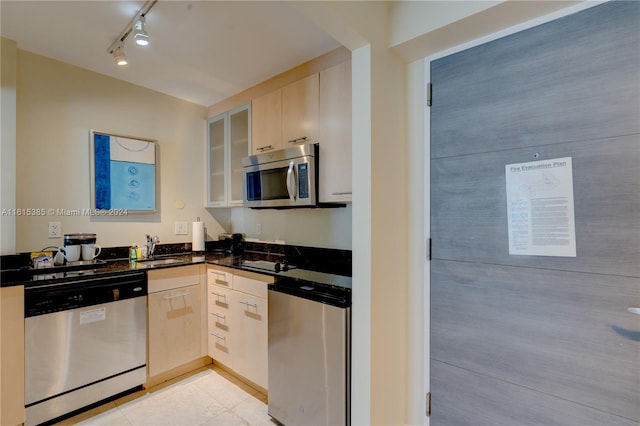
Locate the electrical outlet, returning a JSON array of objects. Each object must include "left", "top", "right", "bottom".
[
  {"left": 175, "top": 222, "right": 188, "bottom": 235},
  {"left": 256, "top": 223, "right": 262, "bottom": 235},
  {"left": 48, "top": 222, "right": 62, "bottom": 238}
]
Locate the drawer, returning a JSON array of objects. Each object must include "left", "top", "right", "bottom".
[
  {"left": 208, "top": 285, "right": 232, "bottom": 311},
  {"left": 232, "top": 270, "right": 272, "bottom": 299},
  {"left": 148, "top": 265, "right": 200, "bottom": 293},
  {"left": 208, "top": 328, "right": 231, "bottom": 367},
  {"left": 207, "top": 267, "right": 233, "bottom": 288},
  {"left": 208, "top": 308, "right": 230, "bottom": 332}
]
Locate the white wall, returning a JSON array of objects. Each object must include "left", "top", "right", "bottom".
[
  {"left": 1, "top": 38, "right": 17, "bottom": 255},
  {"left": 13, "top": 50, "right": 224, "bottom": 252},
  {"left": 389, "top": 0, "right": 502, "bottom": 48},
  {"left": 230, "top": 205, "right": 352, "bottom": 249}
]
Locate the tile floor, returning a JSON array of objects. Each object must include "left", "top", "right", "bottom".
[{"left": 55, "top": 365, "right": 274, "bottom": 426}]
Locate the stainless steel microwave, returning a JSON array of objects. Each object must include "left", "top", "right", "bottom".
[{"left": 241, "top": 143, "right": 318, "bottom": 209}]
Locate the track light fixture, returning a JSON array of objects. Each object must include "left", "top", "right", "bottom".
[
  {"left": 107, "top": 0, "right": 157, "bottom": 66},
  {"left": 133, "top": 16, "right": 149, "bottom": 46},
  {"left": 113, "top": 43, "right": 128, "bottom": 66}
]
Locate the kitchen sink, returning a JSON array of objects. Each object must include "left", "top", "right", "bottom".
[{"left": 135, "top": 258, "right": 185, "bottom": 267}]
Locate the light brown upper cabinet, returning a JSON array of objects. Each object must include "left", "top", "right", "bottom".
[
  {"left": 251, "top": 73, "right": 319, "bottom": 155},
  {"left": 319, "top": 61, "right": 352, "bottom": 203},
  {"left": 282, "top": 73, "right": 319, "bottom": 147},
  {"left": 249, "top": 60, "right": 352, "bottom": 204},
  {"left": 251, "top": 91, "right": 282, "bottom": 154}
]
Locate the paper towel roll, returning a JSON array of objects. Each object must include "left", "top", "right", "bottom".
[{"left": 192, "top": 221, "right": 205, "bottom": 252}]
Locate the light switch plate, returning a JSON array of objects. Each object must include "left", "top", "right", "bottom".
[{"left": 175, "top": 222, "right": 188, "bottom": 235}]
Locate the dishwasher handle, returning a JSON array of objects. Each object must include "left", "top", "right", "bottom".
[{"left": 268, "top": 282, "right": 350, "bottom": 308}]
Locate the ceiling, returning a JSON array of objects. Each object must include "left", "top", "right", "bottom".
[{"left": 0, "top": 1, "right": 342, "bottom": 106}]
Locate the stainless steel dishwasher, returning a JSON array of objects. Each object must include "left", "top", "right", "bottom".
[
  {"left": 268, "top": 277, "right": 351, "bottom": 426},
  {"left": 24, "top": 272, "right": 147, "bottom": 426}
]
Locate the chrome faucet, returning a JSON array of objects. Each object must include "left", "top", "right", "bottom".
[{"left": 146, "top": 235, "right": 159, "bottom": 258}]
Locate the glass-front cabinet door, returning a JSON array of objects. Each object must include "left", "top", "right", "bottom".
[
  {"left": 205, "top": 104, "right": 251, "bottom": 207},
  {"left": 207, "top": 115, "right": 226, "bottom": 205},
  {"left": 229, "top": 106, "right": 250, "bottom": 204}
]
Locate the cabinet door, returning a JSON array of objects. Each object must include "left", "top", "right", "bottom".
[
  {"left": 282, "top": 74, "right": 319, "bottom": 146},
  {"left": 148, "top": 284, "right": 202, "bottom": 377},
  {"left": 252, "top": 89, "right": 282, "bottom": 154},
  {"left": 206, "top": 114, "right": 226, "bottom": 206},
  {"left": 319, "top": 61, "right": 352, "bottom": 203},
  {"left": 229, "top": 105, "right": 250, "bottom": 205},
  {"left": 1, "top": 286, "right": 25, "bottom": 426},
  {"left": 230, "top": 291, "right": 268, "bottom": 389}
]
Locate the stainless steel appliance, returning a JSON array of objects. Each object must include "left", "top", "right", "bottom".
[
  {"left": 242, "top": 143, "right": 318, "bottom": 208},
  {"left": 24, "top": 272, "right": 147, "bottom": 426},
  {"left": 268, "top": 278, "right": 351, "bottom": 425}
]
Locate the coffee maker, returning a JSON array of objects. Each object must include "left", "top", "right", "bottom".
[{"left": 218, "top": 233, "right": 244, "bottom": 255}]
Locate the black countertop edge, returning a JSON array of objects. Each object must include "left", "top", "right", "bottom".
[{"left": 4, "top": 251, "right": 351, "bottom": 292}]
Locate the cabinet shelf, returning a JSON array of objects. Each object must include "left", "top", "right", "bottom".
[{"left": 232, "top": 138, "right": 249, "bottom": 146}]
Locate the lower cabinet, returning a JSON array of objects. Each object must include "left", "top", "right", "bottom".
[
  {"left": 0, "top": 285, "right": 25, "bottom": 426},
  {"left": 148, "top": 265, "right": 202, "bottom": 378},
  {"left": 228, "top": 290, "right": 268, "bottom": 388},
  {"left": 207, "top": 266, "right": 272, "bottom": 389}
]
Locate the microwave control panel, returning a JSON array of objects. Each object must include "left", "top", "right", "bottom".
[{"left": 298, "top": 164, "right": 309, "bottom": 199}]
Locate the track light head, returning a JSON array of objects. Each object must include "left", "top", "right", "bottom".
[
  {"left": 113, "top": 44, "right": 128, "bottom": 66},
  {"left": 133, "top": 16, "right": 149, "bottom": 46},
  {"left": 107, "top": 0, "right": 156, "bottom": 66}
]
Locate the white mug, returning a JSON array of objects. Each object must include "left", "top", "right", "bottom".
[
  {"left": 81, "top": 244, "right": 101, "bottom": 261},
  {"left": 59, "top": 245, "right": 81, "bottom": 262}
]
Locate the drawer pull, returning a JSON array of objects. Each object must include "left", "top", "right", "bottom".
[
  {"left": 215, "top": 279, "right": 229, "bottom": 286},
  {"left": 210, "top": 291, "right": 226, "bottom": 299},
  {"left": 240, "top": 301, "right": 258, "bottom": 309},
  {"left": 331, "top": 191, "right": 352, "bottom": 196},
  {"left": 210, "top": 332, "right": 226, "bottom": 341},
  {"left": 256, "top": 145, "right": 273, "bottom": 152},
  {"left": 211, "top": 312, "right": 226, "bottom": 321},
  {"left": 163, "top": 291, "right": 190, "bottom": 300}
]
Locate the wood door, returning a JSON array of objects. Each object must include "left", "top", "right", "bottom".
[
  {"left": 282, "top": 73, "right": 319, "bottom": 146},
  {"left": 319, "top": 60, "right": 352, "bottom": 203},
  {"left": 251, "top": 89, "right": 282, "bottom": 154},
  {"left": 230, "top": 290, "right": 268, "bottom": 389},
  {"left": 148, "top": 284, "right": 202, "bottom": 377},
  {"left": 430, "top": 2, "right": 640, "bottom": 425}
]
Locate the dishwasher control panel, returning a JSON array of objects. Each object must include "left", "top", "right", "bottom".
[{"left": 25, "top": 272, "right": 147, "bottom": 317}]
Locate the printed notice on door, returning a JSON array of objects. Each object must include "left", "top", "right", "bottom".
[{"left": 505, "top": 157, "right": 576, "bottom": 257}]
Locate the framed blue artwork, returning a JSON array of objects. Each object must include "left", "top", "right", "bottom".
[{"left": 90, "top": 130, "right": 158, "bottom": 213}]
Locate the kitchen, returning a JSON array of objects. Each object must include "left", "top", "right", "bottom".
[{"left": 2, "top": 1, "right": 639, "bottom": 426}]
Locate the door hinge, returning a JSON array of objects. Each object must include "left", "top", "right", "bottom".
[
  {"left": 427, "top": 83, "right": 433, "bottom": 107},
  {"left": 426, "top": 391, "right": 431, "bottom": 417},
  {"left": 427, "top": 238, "right": 432, "bottom": 261}
]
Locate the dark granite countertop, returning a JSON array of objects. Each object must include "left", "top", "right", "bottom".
[{"left": 3, "top": 249, "right": 351, "bottom": 292}]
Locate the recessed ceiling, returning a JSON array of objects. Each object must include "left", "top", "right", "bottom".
[{"left": 0, "top": 1, "right": 342, "bottom": 106}]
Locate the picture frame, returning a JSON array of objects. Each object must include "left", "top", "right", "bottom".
[{"left": 90, "top": 130, "right": 158, "bottom": 213}]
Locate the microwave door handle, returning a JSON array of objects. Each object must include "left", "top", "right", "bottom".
[{"left": 286, "top": 161, "right": 296, "bottom": 201}]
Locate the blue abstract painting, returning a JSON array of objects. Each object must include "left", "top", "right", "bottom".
[{"left": 92, "top": 132, "right": 157, "bottom": 212}]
